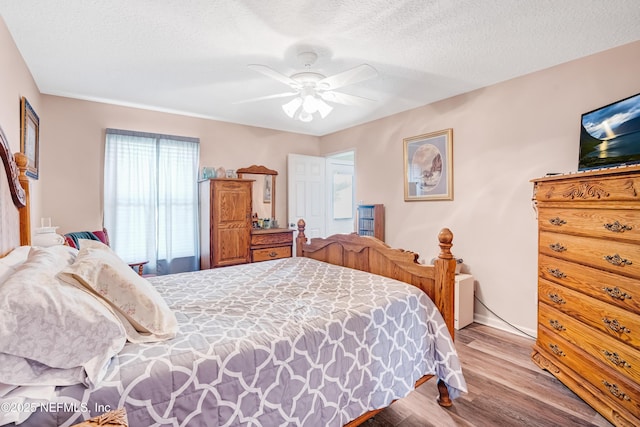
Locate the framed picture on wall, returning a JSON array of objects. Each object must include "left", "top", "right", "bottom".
[
  {"left": 403, "top": 128, "right": 453, "bottom": 201},
  {"left": 20, "top": 97, "right": 40, "bottom": 179}
]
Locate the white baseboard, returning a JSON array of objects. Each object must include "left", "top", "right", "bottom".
[{"left": 472, "top": 313, "right": 537, "bottom": 339}]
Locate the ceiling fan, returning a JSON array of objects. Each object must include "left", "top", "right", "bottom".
[{"left": 238, "top": 52, "right": 378, "bottom": 122}]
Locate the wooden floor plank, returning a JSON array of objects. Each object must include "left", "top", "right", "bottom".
[{"left": 362, "top": 323, "right": 613, "bottom": 427}]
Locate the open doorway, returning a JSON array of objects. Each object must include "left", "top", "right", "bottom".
[
  {"left": 287, "top": 150, "right": 355, "bottom": 239},
  {"left": 326, "top": 150, "right": 355, "bottom": 236}
]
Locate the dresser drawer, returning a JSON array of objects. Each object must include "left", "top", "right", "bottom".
[
  {"left": 250, "top": 230, "right": 293, "bottom": 247},
  {"left": 539, "top": 208, "right": 640, "bottom": 243},
  {"left": 539, "top": 303, "right": 640, "bottom": 384},
  {"left": 540, "top": 231, "right": 640, "bottom": 279},
  {"left": 537, "top": 326, "right": 640, "bottom": 417},
  {"left": 534, "top": 174, "right": 640, "bottom": 204},
  {"left": 539, "top": 254, "right": 640, "bottom": 315},
  {"left": 539, "top": 279, "right": 640, "bottom": 350},
  {"left": 252, "top": 246, "right": 291, "bottom": 262}
]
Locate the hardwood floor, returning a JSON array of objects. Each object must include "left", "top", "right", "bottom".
[{"left": 363, "top": 323, "right": 613, "bottom": 427}]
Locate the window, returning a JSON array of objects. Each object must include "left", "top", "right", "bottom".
[{"left": 104, "top": 129, "right": 199, "bottom": 275}]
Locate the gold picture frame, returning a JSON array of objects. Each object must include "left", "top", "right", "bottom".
[
  {"left": 20, "top": 97, "right": 39, "bottom": 179},
  {"left": 403, "top": 128, "right": 453, "bottom": 201}
]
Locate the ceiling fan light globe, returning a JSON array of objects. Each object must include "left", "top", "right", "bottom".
[
  {"left": 317, "top": 99, "right": 333, "bottom": 118},
  {"left": 298, "top": 111, "right": 313, "bottom": 122},
  {"left": 282, "top": 97, "right": 303, "bottom": 118},
  {"left": 302, "top": 95, "right": 319, "bottom": 113}
]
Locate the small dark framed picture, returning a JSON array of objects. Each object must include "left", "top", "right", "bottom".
[{"left": 20, "top": 97, "right": 39, "bottom": 179}]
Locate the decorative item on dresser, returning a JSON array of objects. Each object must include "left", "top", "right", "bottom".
[
  {"left": 199, "top": 178, "right": 253, "bottom": 268},
  {"left": 357, "top": 203, "right": 384, "bottom": 241},
  {"left": 531, "top": 166, "right": 640, "bottom": 427}
]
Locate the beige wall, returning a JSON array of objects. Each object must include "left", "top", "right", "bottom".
[
  {"left": 320, "top": 40, "right": 640, "bottom": 336},
  {"left": 0, "top": 17, "right": 42, "bottom": 232},
  {"left": 40, "top": 96, "right": 320, "bottom": 233}
]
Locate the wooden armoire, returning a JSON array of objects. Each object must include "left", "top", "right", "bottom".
[
  {"left": 531, "top": 166, "right": 640, "bottom": 426},
  {"left": 199, "top": 178, "right": 252, "bottom": 268}
]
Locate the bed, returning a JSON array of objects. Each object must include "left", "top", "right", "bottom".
[{"left": 0, "top": 128, "right": 466, "bottom": 427}]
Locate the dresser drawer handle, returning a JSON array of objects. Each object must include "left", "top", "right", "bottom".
[
  {"left": 602, "top": 350, "right": 631, "bottom": 368},
  {"left": 549, "top": 243, "right": 566, "bottom": 252},
  {"left": 549, "top": 320, "right": 566, "bottom": 331},
  {"left": 548, "top": 344, "right": 565, "bottom": 357},
  {"left": 603, "top": 221, "right": 633, "bottom": 233},
  {"left": 602, "top": 286, "right": 632, "bottom": 301},
  {"left": 546, "top": 268, "right": 566, "bottom": 279},
  {"left": 602, "top": 317, "right": 631, "bottom": 334},
  {"left": 602, "top": 380, "right": 631, "bottom": 401},
  {"left": 268, "top": 251, "right": 278, "bottom": 258},
  {"left": 548, "top": 217, "right": 566, "bottom": 226},
  {"left": 603, "top": 254, "right": 632, "bottom": 266},
  {"left": 547, "top": 293, "right": 566, "bottom": 304}
]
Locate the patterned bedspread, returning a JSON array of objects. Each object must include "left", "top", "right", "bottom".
[{"left": 19, "top": 257, "right": 466, "bottom": 427}]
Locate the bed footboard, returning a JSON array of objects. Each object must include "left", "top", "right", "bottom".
[{"left": 295, "top": 219, "right": 456, "bottom": 336}]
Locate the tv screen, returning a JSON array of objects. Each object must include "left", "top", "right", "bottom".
[{"left": 579, "top": 92, "right": 640, "bottom": 171}]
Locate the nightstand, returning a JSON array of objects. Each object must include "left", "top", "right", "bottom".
[{"left": 455, "top": 274, "right": 474, "bottom": 330}]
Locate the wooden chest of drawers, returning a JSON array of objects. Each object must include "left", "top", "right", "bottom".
[
  {"left": 531, "top": 166, "right": 640, "bottom": 427},
  {"left": 250, "top": 228, "right": 293, "bottom": 262}
]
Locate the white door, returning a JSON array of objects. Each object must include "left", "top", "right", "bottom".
[{"left": 287, "top": 154, "right": 326, "bottom": 250}]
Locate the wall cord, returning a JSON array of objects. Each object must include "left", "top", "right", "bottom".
[{"left": 473, "top": 295, "right": 536, "bottom": 339}]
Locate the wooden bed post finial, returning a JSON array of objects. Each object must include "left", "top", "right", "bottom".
[
  {"left": 437, "top": 228, "right": 454, "bottom": 260},
  {"left": 295, "top": 219, "right": 306, "bottom": 257},
  {"left": 14, "top": 152, "right": 31, "bottom": 246}
]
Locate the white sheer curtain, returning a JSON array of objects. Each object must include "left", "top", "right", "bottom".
[{"left": 104, "top": 129, "right": 199, "bottom": 275}]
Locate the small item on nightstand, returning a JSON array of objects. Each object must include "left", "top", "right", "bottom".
[
  {"left": 32, "top": 232, "right": 65, "bottom": 247},
  {"left": 33, "top": 218, "right": 64, "bottom": 246},
  {"left": 216, "top": 166, "right": 226, "bottom": 178}
]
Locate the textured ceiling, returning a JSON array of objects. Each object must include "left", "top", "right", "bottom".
[{"left": 1, "top": 1, "right": 640, "bottom": 136}]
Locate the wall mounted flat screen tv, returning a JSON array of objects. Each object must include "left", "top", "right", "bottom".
[{"left": 579, "top": 92, "right": 640, "bottom": 171}]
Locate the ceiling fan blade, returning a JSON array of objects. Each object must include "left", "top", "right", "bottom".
[
  {"left": 233, "top": 91, "right": 299, "bottom": 105},
  {"left": 318, "top": 64, "right": 378, "bottom": 91},
  {"left": 320, "top": 91, "right": 376, "bottom": 107},
  {"left": 248, "top": 64, "right": 300, "bottom": 88}
]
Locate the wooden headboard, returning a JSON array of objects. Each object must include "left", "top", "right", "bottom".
[
  {"left": 0, "top": 124, "right": 31, "bottom": 256},
  {"left": 295, "top": 219, "right": 457, "bottom": 337}
]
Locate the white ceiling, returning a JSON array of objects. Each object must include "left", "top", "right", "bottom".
[{"left": 1, "top": 1, "right": 639, "bottom": 136}]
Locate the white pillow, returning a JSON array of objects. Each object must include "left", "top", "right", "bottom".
[
  {"left": 0, "top": 246, "right": 31, "bottom": 283},
  {"left": 0, "top": 353, "right": 85, "bottom": 386},
  {"left": 59, "top": 245, "right": 177, "bottom": 343},
  {"left": 0, "top": 246, "right": 126, "bottom": 387},
  {"left": 77, "top": 238, "right": 108, "bottom": 250},
  {"left": 0, "top": 246, "right": 31, "bottom": 268}
]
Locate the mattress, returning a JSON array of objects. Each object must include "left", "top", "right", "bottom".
[{"left": 14, "top": 257, "right": 466, "bottom": 426}]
